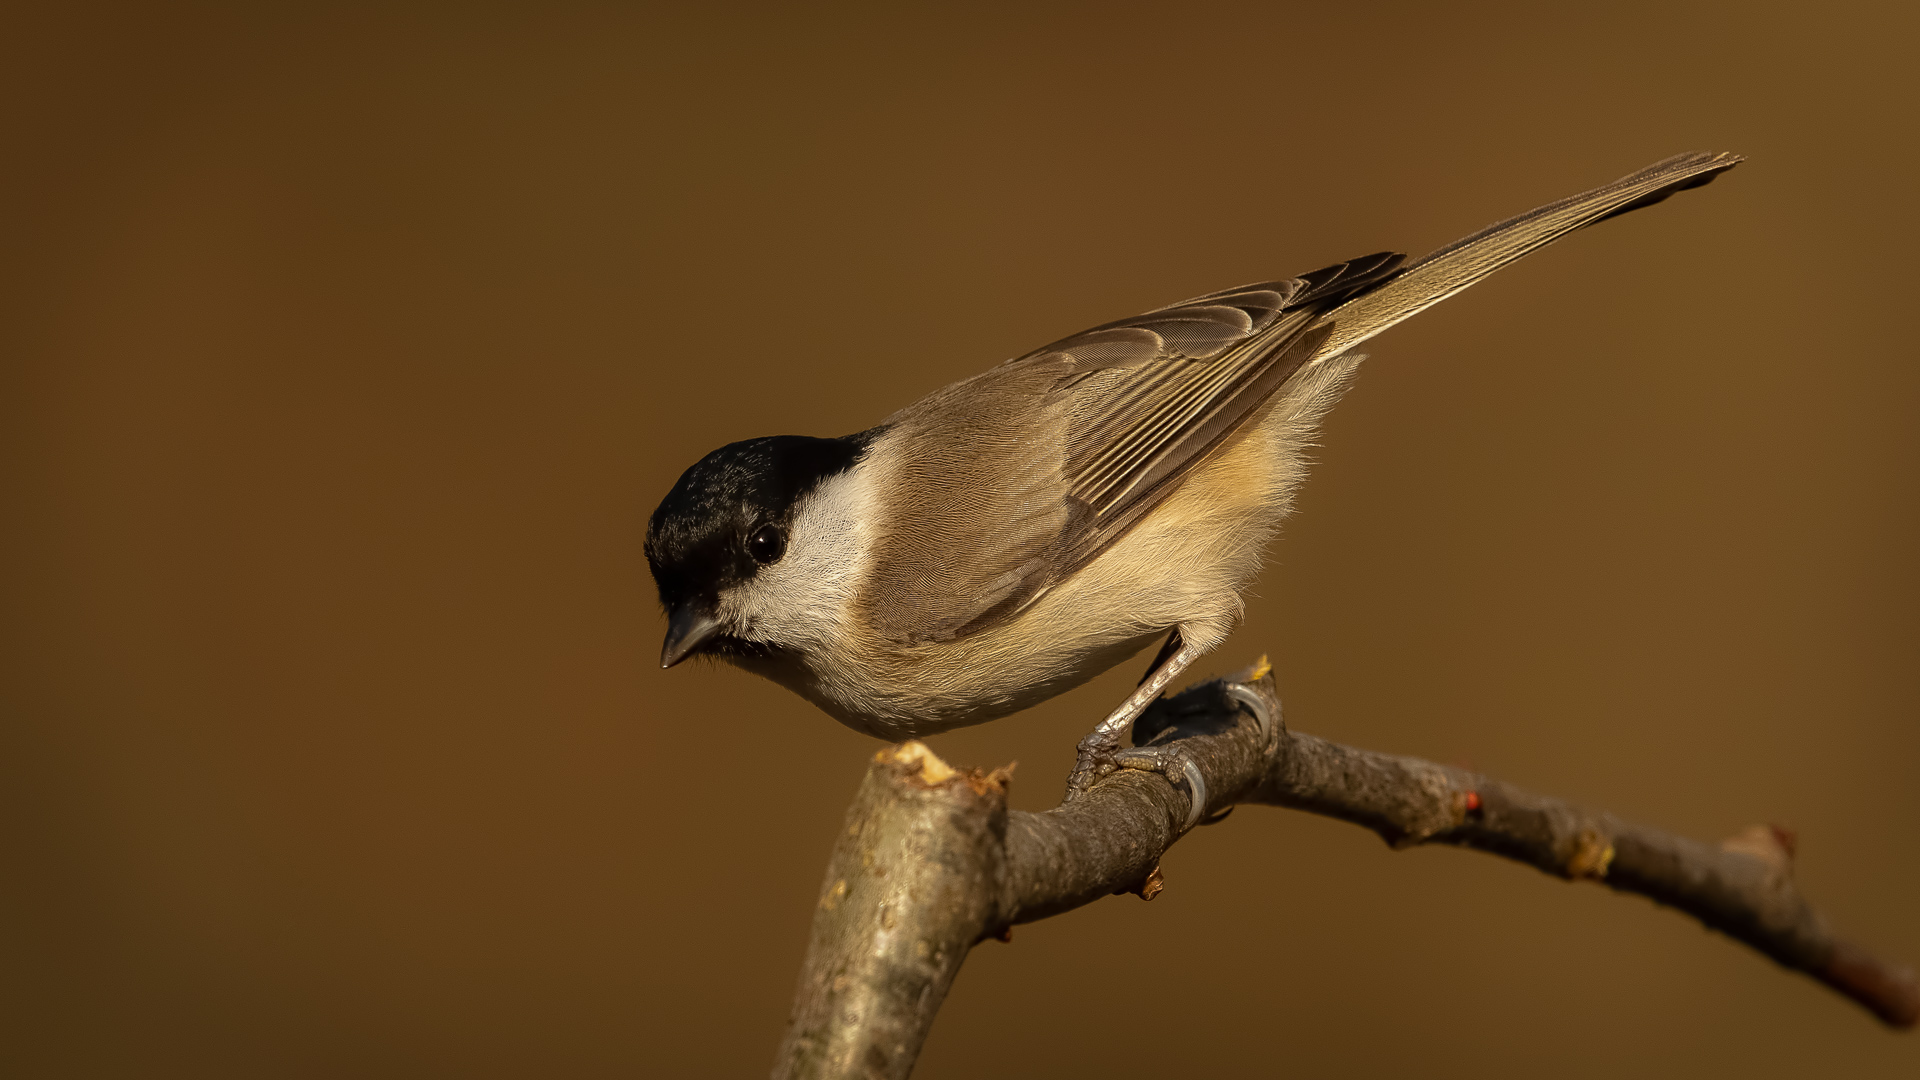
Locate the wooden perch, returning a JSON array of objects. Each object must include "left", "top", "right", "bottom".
[{"left": 772, "top": 661, "right": 1916, "bottom": 1079}]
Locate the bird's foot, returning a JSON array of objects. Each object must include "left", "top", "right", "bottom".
[
  {"left": 1061, "top": 669, "right": 1280, "bottom": 824},
  {"left": 1063, "top": 730, "right": 1122, "bottom": 799},
  {"left": 1061, "top": 701, "right": 1213, "bottom": 822},
  {"left": 1063, "top": 632, "right": 1209, "bottom": 802},
  {"left": 1062, "top": 735, "right": 1211, "bottom": 828},
  {"left": 1111, "top": 743, "right": 1213, "bottom": 830}
]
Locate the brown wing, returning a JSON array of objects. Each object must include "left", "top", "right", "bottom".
[
  {"left": 861, "top": 151, "right": 1742, "bottom": 645},
  {"left": 861, "top": 255, "right": 1402, "bottom": 645},
  {"left": 1035, "top": 252, "right": 1404, "bottom": 571}
]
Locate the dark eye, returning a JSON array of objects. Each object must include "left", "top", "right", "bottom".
[{"left": 747, "top": 523, "right": 786, "bottom": 566}]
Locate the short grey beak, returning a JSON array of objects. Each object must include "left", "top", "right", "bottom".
[{"left": 660, "top": 604, "right": 725, "bottom": 669}]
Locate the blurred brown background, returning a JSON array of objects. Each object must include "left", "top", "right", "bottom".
[{"left": 4, "top": 2, "right": 1915, "bottom": 1076}]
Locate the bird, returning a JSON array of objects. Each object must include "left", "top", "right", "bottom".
[{"left": 645, "top": 151, "right": 1741, "bottom": 792}]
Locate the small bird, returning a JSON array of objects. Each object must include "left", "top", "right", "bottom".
[{"left": 646, "top": 152, "right": 1741, "bottom": 789}]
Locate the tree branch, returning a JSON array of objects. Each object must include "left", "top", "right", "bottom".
[
  {"left": 774, "top": 744, "right": 1010, "bottom": 1078},
  {"left": 772, "top": 661, "right": 1916, "bottom": 1079}
]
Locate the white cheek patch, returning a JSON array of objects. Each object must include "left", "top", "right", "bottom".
[{"left": 719, "top": 466, "right": 874, "bottom": 649}]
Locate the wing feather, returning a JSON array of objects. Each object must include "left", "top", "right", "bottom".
[
  {"left": 861, "top": 153, "right": 1741, "bottom": 645},
  {"left": 1041, "top": 254, "right": 1403, "bottom": 526}
]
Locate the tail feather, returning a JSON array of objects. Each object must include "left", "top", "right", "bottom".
[{"left": 1319, "top": 152, "right": 1742, "bottom": 357}]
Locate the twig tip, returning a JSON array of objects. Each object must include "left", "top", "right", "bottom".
[
  {"left": 889, "top": 741, "right": 957, "bottom": 786},
  {"left": 1133, "top": 866, "right": 1165, "bottom": 902}
]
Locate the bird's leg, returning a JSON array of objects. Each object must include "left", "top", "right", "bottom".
[
  {"left": 1136, "top": 628, "right": 1185, "bottom": 688},
  {"left": 1064, "top": 631, "right": 1204, "bottom": 800}
]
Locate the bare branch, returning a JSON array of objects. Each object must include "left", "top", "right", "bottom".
[
  {"left": 773, "top": 745, "right": 1010, "bottom": 1079},
  {"left": 774, "top": 661, "right": 1916, "bottom": 1079},
  {"left": 1253, "top": 727, "right": 1916, "bottom": 1028}
]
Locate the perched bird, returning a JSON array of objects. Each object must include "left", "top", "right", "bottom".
[{"left": 646, "top": 152, "right": 1741, "bottom": 790}]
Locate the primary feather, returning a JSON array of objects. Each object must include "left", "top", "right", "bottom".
[{"left": 858, "top": 153, "right": 1741, "bottom": 653}]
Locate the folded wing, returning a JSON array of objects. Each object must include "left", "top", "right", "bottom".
[{"left": 863, "top": 152, "right": 1741, "bottom": 645}]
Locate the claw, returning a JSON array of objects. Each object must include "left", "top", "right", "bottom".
[
  {"left": 1224, "top": 682, "right": 1277, "bottom": 740},
  {"left": 1180, "top": 757, "right": 1207, "bottom": 828},
  {"left": 1113, "top": 748, "right": 1209, "bottom": 830}
]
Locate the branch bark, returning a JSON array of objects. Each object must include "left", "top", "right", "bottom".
[{"left": 772, "top": 661, "right": 1916, "bottom": 1079}]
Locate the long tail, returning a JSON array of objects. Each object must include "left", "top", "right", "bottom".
[{"left": 1318, "top": 151, "right": 1742, "bottom": 358}]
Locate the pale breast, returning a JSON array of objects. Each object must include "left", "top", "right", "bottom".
[{"left": 763, "top": 351, "right": 1366, "bottom": 739}]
